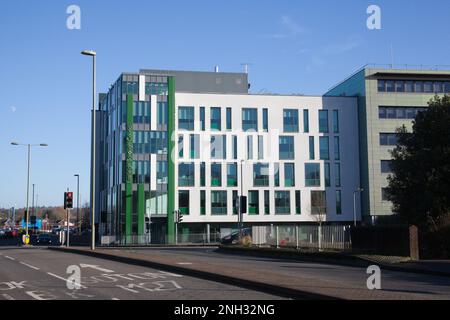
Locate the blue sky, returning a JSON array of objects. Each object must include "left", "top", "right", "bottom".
[{"left": 0, "top": 0, "right": 449, "bottom": 208}]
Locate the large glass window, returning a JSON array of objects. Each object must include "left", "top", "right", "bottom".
[
  {"left": 227, "top": 163, "right": 238, "bottom": 187},
  {"left": 232, "top": 135, "right": 238, "bottom": 160},
  {"left": 386, "top": 81, "right": 395, "bottom": 92},
  {"left": 335, "top": 163, "right": 341, "bottom": 187},
  {"left": 211, "top": 107, "right": 221, "bottom": 131},
  {"left": 319, "top": 137, "right": 329, "bottom": 160},
  {"left": 333, "top": 110, "right": 339, "bottom": 133},
  {"left": 379, "top": 80, "right": 450, "bottom": 93},
  {"left": 263, "top": 109, "right": 268, "bottom": 132},
  {"left": 253, "top": 163, "right": 270, "bottom": 187},
  {"left": 279, "top": 136, "right": 295, "bottom": 160},
  {"left": 211, "top": 135, "right": 226, "bottom": 159},
  {"left": 247, "top": 136, "right": 253, "bottom": 160},
  {"left": 309, "top": 137, "right": 315, "bottom": 160},
  {"left": 200, "top": 107, "right": 205, "bottom": 131},
  {"left": 178, "top": 107, "right": 194, "bottom": 131},
  {"left": 334, "top": 137, "right": 340, "bottom": 160},
  {"left": 190, "top": 134, "right": 200, "bottom": 159},
  {"left": 211, "top": 191, "right": 227, "bottom": 215},
  {"left": 336, "top": 191, "right": 342, "bottom": 215},
  {"left": 379, "top": 106, "right": 427, "bottom": 119},
  {"left": 211, "top": 163, "right": 222, "bottom": 187},
  {"left": 319, "top": 110, "right": 329, "bottom": 133},
  {"left": 295, "top": 191, "right": 301, "bottom": 215},
  {"left": 380, "top": 133, "right": 398, "bottom": 146},
  {"left": 264, "top": 190, "right": 270, "bottom": 215},
  {"left": 325, "top": 163, "right": 331, "bottom": 187},
  {"left": 248, "top": 191, "right": 259, "bottom": 215},
  {"left": 274, "top": 163, "right": 280, "bottom": 187},
  {"left": 381, "top": 188, "right": 390, "bottom": 201},
  {"left": 284, "top": 163, "right": 295, "bottom": 187},
  {"left": 242, "top": 108, "right": 258, "bottom": 131},
  {"left": 305, "top": 163, "right": 321, "bottom": 187},
  {"left": 275, "top": 191, "right": 291, "bottom": 215},
  {"left": 283, "top": 109, "right": 299, "bottom": 132},
  {"left": 178, "top": 190, "right": 190, "bottom": 215},
  {"left": 226, "top": 108, "right": 232, "bottom": 130},
  {"left": 200, "top": 162, "right": 206, "bottom": 187},
  {"left": 178, "top": 163, "right": 195, "bottom": 187},
  {"left": 233, "top": 191, "right": 238, "bottom": 215},
  {"left": 258, "top": 136, "right": 264, "bottom": 160},
  {"left": 381, "top": 160, "right": 393, "bottom": 174},
  {"left": 311, "top": 191, "right": 326, "bottom": 215},
  {"left": 303, "top": 110, "right": 309, "bottom": 133},
  {"left": 178, "top": 135, "right": 184, "bottom": 158},
  {"left": 200, "top": 191, "right": 206, "bottom": 215}
]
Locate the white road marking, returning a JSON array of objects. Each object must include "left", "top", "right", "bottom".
[
  {"left": 80, "top": 264, "right": 114, "bottom": 273},
  {"left": 1, "top": 294, "right": 15, "bottom": 300},
  {"left": 177, "top": 262, "right": 193, "bottom": 265},
  {"left": 47, "top": 272, "right": 87, "bottom": 289},
  {"left": 112, "top": 297, "right": 120, "bottom": 300},
  {"left": 4, "top": 256, "right": 15, "bottom": 261},
  {"left": 20, "top": 262, "right": 40, "bottom": 270}
]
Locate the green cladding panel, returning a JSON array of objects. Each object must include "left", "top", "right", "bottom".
[
  {"left": 167, "top": 77, "right": 176, "bottom": 243},
  {"left": 125, "top": 95, "right": 134, "bottom": 238},
  {"left": 138, "top": 184, "right": 145, "bottom": 235}
]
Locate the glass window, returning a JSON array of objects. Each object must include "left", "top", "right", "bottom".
[
  {"left": 381, "top": 188, "right": 389, "bottom": 201},
  {"left": 178, "top": 190, "right": 190, "bottom": 215},
  {"left": 380, "top": 133, "right": 398, "bottom": 146},
  {"left": 275, "top": 191, "right": 291, "bottom": 215},
  {"left": 190, "top": 134, "right": 200, "bottom": 159},
  {"left": 200, "top": 107, "right": 206, "bottom": 131},
  {"left": 283, "top": 109, "right": 299, "bottom": 132},
  {"left": 319, "top": 110, "right": 329, "bottom": 133},
  {"left": 381, "top": 160, "right": 393, "bottom": 174},
  {"left": 248, "top": 191, "right": 259, "bottom": 215},
  {"left": 242, "top": 108, "right": 258, "bottom": 131},
  {"left": 178, "top": 163, "right": 195, "bottom": 187},
  {"left": 232, "top": 191, "right": 238, "bottom": 215},
  {"left": 226, "top": 108, "right": 232, "bottom": 130},
  {"left": 254, "top": 163, "right": 270, "bottom": 187},
  {"left": 336, "top": 191, "right": 342, "bottom": 215},
  {"left": 247, "top": 136, "right": 253, "bottom": 160},
  {"left": 200, "top": 191, "right": 206, "bottom": 215},
  {"left": 424, "top": 81, "right": 433, "bottom": 93},
  {"left": 434, "top": 82, "right": 443, "bottom": 93},
  {"left": 258, "top": 136, "right": 264, "bottom": 160},
  {"left": 284, "top": 163, "right": 295, "bottom": 187},
  {"left": 305, "top": 163, "right": 321, "bottom": 187},
  {"left": 232, "top": 135, "right": 238, "bottom": 160},
  {"left": 178, "top": 135, "right": 184, "bottom": 158},
  {"left": 279, "top": 136, "right": 295, "bottom": 160},
  {"left": 334, "top": 137, "right": 340, "bottom": 160},
  {"left": 295, "top": 191, "right": 301, "bottom": 215},
  {"left": 211, "top": 191, "right": 227, "bottom": 215},
  {"left": 211, "top": 163, "right": 222, "bottom": 187},
  {"left": 405, "top": 81, "right": 414, "bottom": 92},
  {"left": 319, "top": 137, "right": 329, "bottom": 160},
  {"left": 414, "top": 81, "right": 423, "bottom": 93},
  {"left": 274, "top": 163, "right": 280, "bottom": 187},
  {"left": 333, "top": 110, "right": 339, "bottom": 133},
  {"left": 264, "top": 190, "right": 270, "bottom": 215},
  {"left": 200, "top": 162, "right": 206, "bottom": 187},
  {"left": 445, "top": 82, "right": 450, "bottom": 93},
  {"left": 335, "top": 163, "right": 341, "bottom": 187},
  {"left": 211, "top": 107, "right": 221, "bottom": 131},
  {"left": 309, "top": 137, "right": 315, "bottom": 160},
  {"left": 386, "top": 81, "right": 395, "bottom": 92},
  {"left": 211, "top": 135, "right": 226, "bottom": 159},
  {"left": 311, "top": 191, "right": 326, "bottom": 215},
  {"left": 178, "top": 107, "right": 194, "bottom": 131},
  {"left": 227, "top": 163, "right": 238, "bottom": 187},
  {"left": 263, "top": 109, "right": 268, "bottom": 132},
  {"left": 395, "top": 81, "right": 405, "bottom": 92},
  {"left": 303, "top": 110, "right": 310, "bottom": 133},
  {"left": 325, "top": 163, "right": 331, "bottom": 187},
  {"left": 378, "top": 80, "right": 386, "bottom": 92}
]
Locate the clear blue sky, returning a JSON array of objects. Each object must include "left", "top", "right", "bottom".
[{"left": 1, "top": 0, "right": 449, "bottom": 208}]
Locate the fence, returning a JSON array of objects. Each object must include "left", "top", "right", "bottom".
[
  {"left": 252, "top": 225, "right": 352, "bottom": 251},
  {"left": 102, "top": 232, "right": 222, "bottom": 246}
]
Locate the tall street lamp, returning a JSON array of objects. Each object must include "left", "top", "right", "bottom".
[
  {"left": 11, "top": 142, "right": 48, "bottom": 241},
  {"left": 74, "top": 174, "right": 80, "bottom": 234},
  {"left": 81, "top": 49, "right": 97, "bottom": 251},
  {"left": 353, "top": 188, "right": 364, "bottom": 227}
]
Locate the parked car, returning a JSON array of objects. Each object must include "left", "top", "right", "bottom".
[
  {"left": 36, "top": 234, "right": 53, "bottom": 246},
  {"left": 221, "top": 228, "right": 252, "bottom": 245}
]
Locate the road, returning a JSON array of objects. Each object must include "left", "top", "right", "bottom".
[
  {"left": 0, "top": 247, "right": 284, "bottom": 301},
  {"left": 119, "top": 247, "right": 450, "bottom": 300}
]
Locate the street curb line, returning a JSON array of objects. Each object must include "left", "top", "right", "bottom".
[{"left": 48, "top": 247, "right": 340, "bottom": 300}]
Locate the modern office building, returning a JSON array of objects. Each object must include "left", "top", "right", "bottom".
[
  {"left": 326, "top": 66, "right": 450, "bottom": 223},
  {"left": 96, "top": 68, "right": 360, "bottom": 245}
]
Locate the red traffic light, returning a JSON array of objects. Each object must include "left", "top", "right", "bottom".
[{"left": 64, "top": 192, "right": 74, "bottom": 209}]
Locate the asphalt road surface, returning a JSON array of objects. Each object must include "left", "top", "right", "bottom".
[{"left": 0, "top": 247, "right": 284, "bottom": 301}]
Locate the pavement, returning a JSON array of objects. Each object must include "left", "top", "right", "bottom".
[
  {"left": 49, "top": 246, "right": 450, "bottom": 300},
  {"left": 0, "top": 247, "right": 284, "bottom": 300}
]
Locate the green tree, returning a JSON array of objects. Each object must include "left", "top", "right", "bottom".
[{"left": 387, "top": 95, "right": 450, "bottom": 231}]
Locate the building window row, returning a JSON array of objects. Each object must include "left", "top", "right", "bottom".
[
  {"left": 379, "top": 106, "right": 427, "bottom": 119},
  {"left": 378, "top": 79, "right": 450, "bottom": 94}
]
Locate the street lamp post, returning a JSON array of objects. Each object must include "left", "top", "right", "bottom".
[
  {"left": 74, "top": 174, "right": 80, "bottom": 234},
  {"left": 353, "top": 188, "right": 364, "bottom": 227},
  {"left": 81, "top": 49, "right": 97, "bottom": 251},
  {"left": 11, "top": 142, "right": 48, "bottom": 242}
]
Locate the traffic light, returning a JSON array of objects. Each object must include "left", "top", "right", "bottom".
[
  {"left": 175, "top": 210, "right": 184, "bottom": 224},
  {"left": 64, "top": 192, "right": 74, "bottom": 209}
]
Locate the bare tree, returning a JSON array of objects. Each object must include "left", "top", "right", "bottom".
[{"left": 311, "top": 191, "right": 327, "bottom": 251}]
